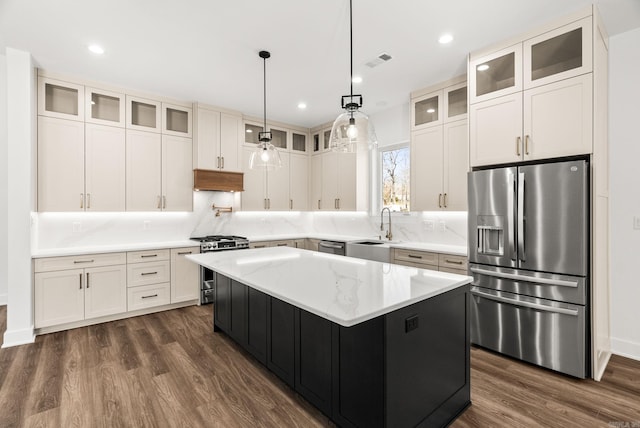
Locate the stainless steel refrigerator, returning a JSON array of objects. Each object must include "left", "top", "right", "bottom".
[{"left": 468, "top": 159, "right": 589, "bottom": 378}]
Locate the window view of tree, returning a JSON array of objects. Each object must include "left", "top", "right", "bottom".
[{"left": 381, "top": 146, "right": 410, "bottom": 212}]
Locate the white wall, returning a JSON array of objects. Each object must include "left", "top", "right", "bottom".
[
  {"left": 369, "top": 103, "right": 411, "bottom": 148},
  {"left": 0, "top": 53, "right": 8, "bottom": 306},
  {"left": 3, "top": 48, "right": 36, "bottom": 347},
  {"left": 609, "top": 27, "right": 640, "bottom": 361}
]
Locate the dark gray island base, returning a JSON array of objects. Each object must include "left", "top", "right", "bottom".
[{"left": 213, "top": 272, "right": 471, "bottom": 428}]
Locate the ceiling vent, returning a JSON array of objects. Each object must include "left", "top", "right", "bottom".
[{"left": 365, "top": 53, "right": 393, "bottom": 68}]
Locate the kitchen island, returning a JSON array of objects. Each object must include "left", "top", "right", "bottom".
[{"left": 187, "top": 247, "right": 472, "bottom": 428}]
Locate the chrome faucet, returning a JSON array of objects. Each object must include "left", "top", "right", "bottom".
[{"left": 380, "top": 207, "right": 392, "bottom": 241}]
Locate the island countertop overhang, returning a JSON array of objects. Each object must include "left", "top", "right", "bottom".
[{"left": 187, "top": 247, "right": 472, "bottom": 327}]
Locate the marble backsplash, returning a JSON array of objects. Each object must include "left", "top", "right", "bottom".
[{"left": 34, "top": 191, "right": 468, "bottom": 249}]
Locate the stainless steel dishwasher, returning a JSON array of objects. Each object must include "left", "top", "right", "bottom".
[{"left": 318, "top": 240, "right": 346, "bottom": 256}]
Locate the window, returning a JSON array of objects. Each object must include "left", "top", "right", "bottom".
[{"left": 381, "top": 145, "right": 410, "bottom": 212}]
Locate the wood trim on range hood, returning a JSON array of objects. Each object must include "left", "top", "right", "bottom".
[{"left": 193, "top": 169, "right": 244, "bottom": 192}]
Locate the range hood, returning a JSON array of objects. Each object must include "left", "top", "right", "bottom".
[{"left": 193, "top": 169, "right": 244, "bottom": 192}]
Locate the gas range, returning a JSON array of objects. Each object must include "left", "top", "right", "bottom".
[{"left": 191, "top": 235, "right": 250, "bottom": 253}]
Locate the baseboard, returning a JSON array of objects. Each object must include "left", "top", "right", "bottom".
[
  {"left": 2, "top": 326, "right": 36, "bottom": 348},
  {"left": 0, "top": 293, "right": 7, "bottom": 306},
  {"left": 611, "top": 337, "right": 640, "bottom": 362}
]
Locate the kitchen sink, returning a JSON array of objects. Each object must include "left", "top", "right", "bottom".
[{"left": 346, "top": 240, "right": 393, "bottom": 263}]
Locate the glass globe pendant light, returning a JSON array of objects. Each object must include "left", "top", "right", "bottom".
[
  {"left": 249, "top": 50, "right": 282, "bottom": 170},
  {"left": 329, "top": 0, "right": 377, "bottom": 153}
]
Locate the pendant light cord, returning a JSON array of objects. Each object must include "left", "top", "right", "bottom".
[
  {"left": 349, "top": 0, "right": 353, "bottom": 102},
  {"left": 263, "top": 55, "right": 267, "bottom": 133}
]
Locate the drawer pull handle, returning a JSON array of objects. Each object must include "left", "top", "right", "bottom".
[
  {"left": 74, "top": 259, "right": 94, "bottom": 264},
  {"left": 407, "top": 254, "right": 423, "bottom": 259},
  {"left": 276, "top": 243, "right": 288, "bottom": 247},
  {"left": 141, "top": 271, "right": 158, "bottom": 276},
  {"left": 141, "top": 294, "right": 158, "bottom": 299},
  {"left": 445, "top": 259, "right": 464, "bottom": 265},
  {"left": 141, "top": 254, "right": 158, "bottom": 258},
  {"left": 177, "top": 251, "right": 192, "bottom": 255}
]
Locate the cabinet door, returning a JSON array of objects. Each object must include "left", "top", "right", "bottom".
[
  {"left": 37, "top": 117, "right": 85, "bottom": 212},
  {"left": 411, "top": 127, "right": 443, "bottom": 211},
  {"left": 310, "top": 155, "right": 323, "bottom": 210},
  {"left": 85, "top": 87, "right": 125, "bottom": 127},
  {"left": 229, "top": 280, "right": 247, "bottom": 346},
  {"left": 411, "top": 90, "right": 442, "bottom": 130},
  {"left": 193, "top": 106, "right": 220, "bottom": 170},
  {"left": 162, "top": 135, "right": 193, "bottom": 211},
  {"left": 267, "top": 297, "right": 296, "bottom": 387},
  {"left": 126, "top": 95, "right": 161, "bottom": 133},
  {"left": 523, "top": 74, "right": 592, "bottom": 160},
  {"left": 162, "top": 103, "right": 192, "bottom": 138},
  {"left": 336, "top": 152, "right": 357, "bottom": 210},
  {"left": 291, "top": 132, "right": 308, "bottom": 154},
  {"left": 289, "top": 154, "right": 309, "bottom": 211},
  {"left": 246, "top": 288, "right": 268, "bottom": 364},
  {"left": 524, "top": 17, "right": 592, "bottom": 90},
  {"left": 443, "top": 120, "right": 468, "bottom": 211},
  {"left": 444, "top": 82, "right": 468, "bottom": 123},
  {"left": 84, "top": 265, "right": 127, "bottom": 319},
  {"left": 321, "top": 152, "right": 338, "bottom": 210},
  {"left": 126, "top": 130, "right": 162, "bottom": 211},
  {"left": 85, "top": 124, "right": 126, "bottom": 211},
  {"left": 469, "top": 44, "right": 522, "bottom": 104},
  {"left": 219, "top": 113, "right": 242, "bottom": 171},
  {"left": 214, "top": 273, "right": 230, "bottom": 331},
  {"left": 469, "top": 93, "right": 523, "bottom": 167},
  {"left": 38, "top": 77, "right": 84, "bottom": 121},
  {"left": 34, "top": 269, "right": 85, "bottom": 328},
  {"left": 241, "top": 147, "right": 267, "bottom": 210},
  {"left": 266, "top": 152, "right": 290, "bottom": 210},
  {"left": 170, "top": 247, "right": 200, "bottom": 303}
]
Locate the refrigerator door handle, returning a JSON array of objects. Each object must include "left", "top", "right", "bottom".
[
  {"left": 471, "top": 289, "right": 579, "bottom": 316},
  {"left": 470, "top": 267, "right": 579, "bottom": 288},
  {"left": 518, "top": 172, "right": 525, "bottom": 262},
  {"left": 509, "top": 172, "right": 516, "bottom": 260}
]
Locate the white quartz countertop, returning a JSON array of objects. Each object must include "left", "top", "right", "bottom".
[
  {"left": 32, "top": 240, "right": 198, "bottom": 258},
  {"left": 187, "top": 247, "right": 472, "bottom": 327}
]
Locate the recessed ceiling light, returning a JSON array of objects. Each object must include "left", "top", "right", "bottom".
[
  {"left": 427, "top": 108, "right": 435, "bottom": 113},
  {"left": 438, "top": 34, "right": 453, "bottom": 44},
  {"left": 477, "top": 64, "right": 490, "bottom": 71},
  {"left": 297, "top": 102, "right": 307, "bottom": 109},
  {"left": 88, "top": 44, "right": 104, "bottom": 55},
  {"left": 352, "top": 76, "right": 363, "bottom": 84}
]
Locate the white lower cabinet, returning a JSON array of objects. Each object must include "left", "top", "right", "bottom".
[
  {"left": 127, "top": 283, "right": 171, "bottom": 311},
  {"left": 34, "top": 253, "right": 127, "bottom": 328},
  {"left": 127, "top": 249, "right": 170, "bottom": 310},
  {"left": 171, "top": 247, "right": 200, "bottom": 303}
]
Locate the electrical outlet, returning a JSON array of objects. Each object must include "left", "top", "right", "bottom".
[
  {"left": 634, "top": 216, "right": 640, "bottom": 230},
  {"left": 143, "top": 220, "right": 151, "bottom": 230},
  {"left": 438, "top": 220, "right": 446, "bottom": 232},
  {"left": 423, "top": 220, "right": 435, "bottom": 231},
  {"left": 72, "top": 222, "right": 81, "bottom": 233},
  {"left": 405, "top": 315, "right": 419, "bottom": 333}
]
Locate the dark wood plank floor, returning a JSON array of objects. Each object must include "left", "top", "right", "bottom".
[{"left": 0, "top": 304, "right": 639, "bottom": 427}]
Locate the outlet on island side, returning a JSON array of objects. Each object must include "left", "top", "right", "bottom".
[{"left": 405, "top": 315, "right": 419, "bottom": 333}]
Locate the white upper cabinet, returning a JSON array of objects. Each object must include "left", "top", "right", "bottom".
[
  {"left": 289, "top": 153, "right": 308, "bottom": 210},
  {"left": 411, "top": 126, "right": 444, "bottom": 211},
  {"left": 126, "top": 95, "right": 161, "bottom": 133},
  {"left": 38, "top": 77, "right": 85, "bottom": 121},
  {"left": 469, "top": 44, "right": 523, "bottom": 104},
  {"left": 442, "top": 120, "right": 469, "bottom": 211},
  {"left": 126, "top": 129, "right": 162, "bottom": 211},
  {"left": 310, "top": 154, "right": 323, "bottom": 210},
  {"left": 241, "top": 147, "right": 267, "bottom": 210},
  {"left": 85, "top": 87, "right": 125, "bottom": 127},
  {"left": 411, "top": 90, "right": 442, "bottom": 130},
  {"left": 161, "top": 135, "right": 193, "bottom": 211},
  {"left": 291, "top": 131, "right": 308, "bottom": 154},
  {"left": 85, "top": 124, "right": 126, "bottom": 211},
  {"left": 443, "top": 82, "right": 468, "bottom": 123},
  {"left": 193, "top": 105, "right": 242, "bottom": 172},
  {"left": 523, "top": 17, "right": 592, "bottom": 90},
  {"left": 162, "top": 102, "right": 192, "bottom": 138},
  {"left": 37, "top": 116, "right": 85, "bottom": 212}
]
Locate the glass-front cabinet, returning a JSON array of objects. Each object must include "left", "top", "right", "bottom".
[
  {"left": 271, "top": 128, "right": 288, "bottom": 150},
  {"left": 162, "top": 103, "right": 192, "bottom": 137},
  {"left": 85, "top": 87, "right": 125, "bottom": 127},
  {"left": 312, "top": 132, "right": 321, "bottom": 153},
  {"left": 523, "top": 17, "right": 592, "bottom": 89},
  {"left": 291, "top": 132, "right": 308, "bottom": 153},
  {"left": 38, "top": 77, "right": 85, "bottom": 121},
  {"left": 126, "top": 95, "right": 161, "bottom": 132},
  {"left": 323, "top": 129, "right": 331, "bottom": 151},
  {"left": 411, "top": 91, "right": 441, "bottom": 130},
  {"left": 444, "top": 82, "right": 468, "bottom": 123},
  {"left": 469, "top": 44, "right": 523, "bottom": 104}
]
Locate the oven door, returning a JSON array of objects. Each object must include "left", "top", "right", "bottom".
[{"left": 470, "top": 286, "right": 586, "bottom": 378}]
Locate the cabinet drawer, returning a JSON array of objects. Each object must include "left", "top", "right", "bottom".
[
  {"left": 438, "top": 254, "right": 468, "bottom": 271},
  {"left": 127, "top": 261, "right": 170, "bottom": 287},
  {"left": 127, "top": 283, "right": 170, "bottom": 311},
  {"left": 439, "top": 267, "right": 468, "bottom": 276},
  {"left": 393, "top": 249, "right": 438, "bottom": 266},
  {"left": 34, "top": 252, "right": 126, "bottom": 273},
  {"left": 127, "top": 249, "right": 170, "bottom": 263}
]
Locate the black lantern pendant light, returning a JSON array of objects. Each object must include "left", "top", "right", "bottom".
[
  {"left": 329, "top": 0, "right": 377, "bottom": 153},
  {"left": 249, "top": 50, "right": 282, "bottom": 170}
]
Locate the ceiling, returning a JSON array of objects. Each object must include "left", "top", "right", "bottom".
[{"left": 1, "top": 0, "right": 639, "bottom": 128}]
